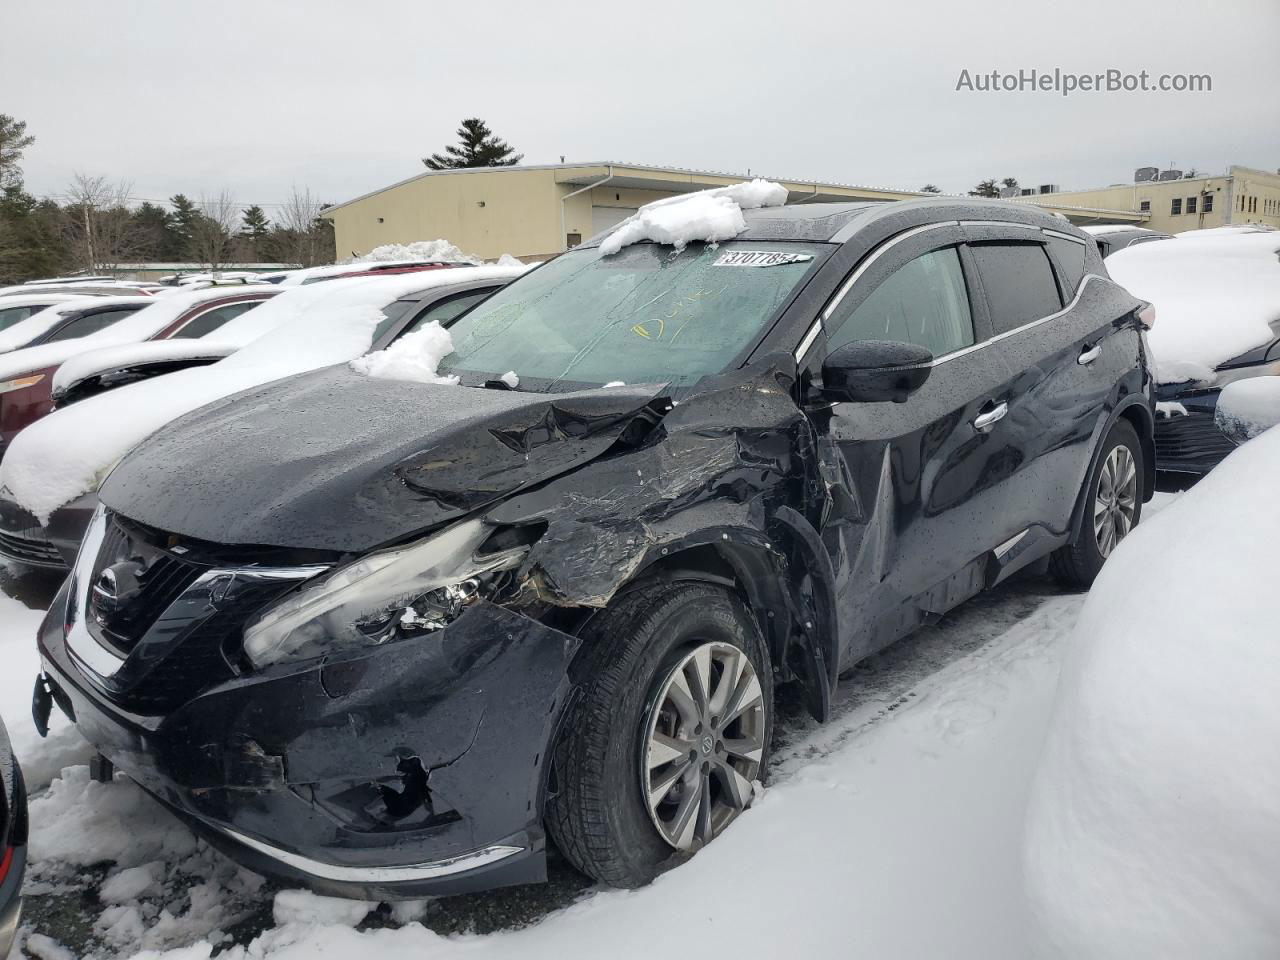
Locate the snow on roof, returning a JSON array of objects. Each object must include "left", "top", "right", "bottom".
[
  {"left": 0, "top": 290, "right": 258, "bottom": 383},
  {"left": 51, "top": 340, "right": 240, "bottom": 396},
  {"left": 0, "top": 265, "right": 528, "bottom": 521},
  {"left": 0, "top": 292, "right": 84, "bottom": 313},
  {"left": 1025, "top": 425, "right": 1280, "bottom": 954},
  {"left": 599, "top": 179, "right": 789, "bottom": 256},
  {"left": 0, "top": 296, "right": 152, "bottom": 360},
  {"left": 1080, "top": 225, "right": 1161, "bottom": 236},
  {"left": 1106, "top": 229, "right": 1280, "bottom": 384}
]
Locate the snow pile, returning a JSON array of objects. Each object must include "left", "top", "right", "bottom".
[
  {"left": 348, "top": 239, "right": 481, "bottom": 265},
  {"left": 1024, "top": 430, "right": 1280, "bottom": 957},
  {"left": 1106, "top": 229, "right": 1280, "bottom": 383},
  {"left": 599, "top": 179, "right": 789, "bottom": 256},
  {"left": 1214, "top": 376, "right": 1280, "bottom": 443},
  {"left": 272, "top": 890, "right": 374, "bottom": 927},
  {"left": 0, "top": 265, "right": 527, "bottom": 522},
  {"left": 350, "top": 320, "right": 457, "bottom": 384}
]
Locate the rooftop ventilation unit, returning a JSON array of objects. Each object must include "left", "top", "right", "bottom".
[
  {"left": 1135, "top": 166, "right": 1159, "bottom": 183},
  {"left": 1158, "top": 169, "right": 1183, "bottom": 181}
]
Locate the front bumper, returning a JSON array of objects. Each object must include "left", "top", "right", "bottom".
[
  {"left": 0, "top": 493, "right": 97, "bottom": 572},
  {"left": 37, "top": 584, "right": 578, "bottom": 900}
]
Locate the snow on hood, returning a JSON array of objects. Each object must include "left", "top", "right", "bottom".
[
  {"left": 51, "top": 340, "right": 241, "bottom": 395},
  {"left": 350, "top": 321, "right": 457, "bottom": 385},
  {"left": 599, "top": 179, "right": 789, "bottom": 256},
  {"left": 1106, "top": 229, "right": 1280, "bottom": 384},
  {"left": 0, "top": 265, "right": 528, "bottom": 522},
  {"left": 0, "top": 297, "right": 156, "bottom": 380},
  {"left": 1024, "top": 424, "right": 1280, "bottom": 956}
]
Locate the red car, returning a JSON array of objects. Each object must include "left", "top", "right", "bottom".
[{"left": 0, "top": 287, "right": 278, "bottom": 458}]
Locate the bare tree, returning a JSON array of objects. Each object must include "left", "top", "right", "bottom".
[
  {"left": 64, "top": 173, "right": 143, "bottom": 271},
  {"left": 274, "top": 187, "right": 333, "bottom": 267},
  {"left": 189, "top": 190, "right": 238, "bottom": 271}
]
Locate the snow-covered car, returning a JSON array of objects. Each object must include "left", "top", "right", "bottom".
[
  {"left": 0, "top": 267, "right": 519, "bottom": 569},
  {"left": 30, "top": 192, "right": 1155, "bottom": 900},
  {"left": 0, "top": 295, "right": 152, "bottom": 356},
  {"left": 0, "top": 288, "right": 280, "bottom": 465},
  {"left": 1025, "top": 418, "right": 1280, "bottom": 957},
  {"left": 1080, "top": 225, "right": 1172, "bottom": 259},
  {"left": 1106, "top": 226, "right": 1280, "bottom": 474},
  {"left": 0, "top": 292, "right": 93, "bottom": 334},
  {"left": 0, "top": 718, "right": 27, "bottom": 960}
]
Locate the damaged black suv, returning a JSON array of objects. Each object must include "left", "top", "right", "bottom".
[{"left": 34, "top": 198, "right": 1155, "bottom": 899}]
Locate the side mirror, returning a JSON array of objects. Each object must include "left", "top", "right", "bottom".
[
  {"left": 820, "top": 340, "right": 934, "bottom": 404},
  {"left": 1215, "top": 378, "right": 1280, "bottom": 445}
]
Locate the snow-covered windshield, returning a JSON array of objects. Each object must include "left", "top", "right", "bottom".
[{"left": 438, "top": 241, "right": 825, "bottom": 389}]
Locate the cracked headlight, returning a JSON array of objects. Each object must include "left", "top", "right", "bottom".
[{"left": 243, "top": 518, "right": 527, "bottom": 668}]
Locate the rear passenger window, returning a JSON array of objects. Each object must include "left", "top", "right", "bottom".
[
  {"left": 826, "top": 247, "right": 974, "bottom": 358},
  {"left": 968, "top": 242, "right": 1062, "bottom": 335},
  {"left": 0, "top": 305, "right": 35, "bottom": 330},
  {"left": 42, "top": 308, "right": 138, "bottom": 342},
  {"left": 1046, "top": 236, "right": 1087, "bottom": 298},
  {"left": 171, "top": 301, "right": 256, "bottom": 339}
]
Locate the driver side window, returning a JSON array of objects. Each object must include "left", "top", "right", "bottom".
[{"left": 826, "top": 246, "right": 974, "bottom": 358}]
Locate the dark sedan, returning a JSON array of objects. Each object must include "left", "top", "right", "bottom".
[
  {"left": 0, "top": 719, "right": 27, "bottom": 959},
  {"left": 35, "top": 198, "right": 1154, "bottom": 900}
]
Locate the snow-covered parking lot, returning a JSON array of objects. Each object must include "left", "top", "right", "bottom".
[{"left": 1, "top": 497, "right": 1173, "bottom": 960}]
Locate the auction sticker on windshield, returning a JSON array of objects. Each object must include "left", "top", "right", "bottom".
[{"left": 713, "top": 250, "right": 815, "bottom": 267}]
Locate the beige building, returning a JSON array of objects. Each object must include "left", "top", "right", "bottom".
[
  {"left": 321, "top": 162, "right": 925, "bottom": 261},
  {"left": 1018, "top": 165, "right": 1280, "bottom": 233}
]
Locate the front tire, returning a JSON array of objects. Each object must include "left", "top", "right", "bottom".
[
  {"left": 1051, "top": 419, "right": 1144, "bottom": 588},
  {"left": 545, "top": 581, "right": 773, "bottom": 887}
]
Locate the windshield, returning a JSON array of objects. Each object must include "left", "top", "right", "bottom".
[{"left": 437, "top": 241, "right": 826, "bottom": 389}]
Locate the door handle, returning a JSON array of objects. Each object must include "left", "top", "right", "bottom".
[
  {"left": 973, "top": 401, "right": 1008, "bottom": 433},
  {"left": 1077, "top": 344, "right": 1102, "bottom": 365}
]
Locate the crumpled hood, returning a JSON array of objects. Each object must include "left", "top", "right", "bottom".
[{"left": 99, "top": 364, "right": 665, "bottom": 552}]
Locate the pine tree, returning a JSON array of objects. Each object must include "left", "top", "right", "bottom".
[
  {"left": 423, "top": 118, "right": 523, "bottom": 170},
  {"left": 920, "top": 184, "right": 942, "bottom": 194},
  {"left": 968, "top": 179, "right": 1000, "bottom": 198},
  {"left": 168, "top": 190, "right": 200, "bottom": 252},
  {"left": 130, "top": 202, "right": 181, "bottom": 261},
  {"left": 0, "top": 115, "right": 35, "bottom": 188},
  {"left": 240, "top": 205, "right": 270, "bottom": 242}
]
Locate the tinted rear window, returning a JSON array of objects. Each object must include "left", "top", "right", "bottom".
[
  {"left": 969, "top": 242, "right": 1062, "bottom": 335},
  {"left": 42, "top": 307, "right": 140, "bottom": 343},
  {"left": 0, "top": 305, "right": 36, "bottom": 331},
  {"left": 1046, "top": 236, "right": 1087, "bottom": 297}
]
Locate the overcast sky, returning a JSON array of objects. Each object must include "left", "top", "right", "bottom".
[{"left": 4, "top": 0, "right": 1278, "bottom": 215}]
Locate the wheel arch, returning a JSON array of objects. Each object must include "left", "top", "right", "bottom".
[
  {"left": 629, "top": 514, "right": 838, "bottom": 723},
  {"left": 1069, "top": 396, "right": 1154, "bottom": 545}
]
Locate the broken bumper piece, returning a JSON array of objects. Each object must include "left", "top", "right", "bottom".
[{"left": 36, "top": 585, "right": 576, "bottom": 900}]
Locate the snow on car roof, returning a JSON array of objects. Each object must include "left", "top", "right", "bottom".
[
  {"left": 598, "top": 180, "right": 789, "bottom": 255},
  {"left": 1106, "top": 229, "right": 1280, "bottom": 384},
  {"left": 0, "top": 265, "right": 528, "bottom": 522},
  {"left": 0, "top": 296, "right": 153, "bottom": 359},
  {"left": 1080, "top": 224, "right": 1162, "bottom": 236}
]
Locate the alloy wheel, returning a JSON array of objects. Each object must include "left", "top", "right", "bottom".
[
  {"left": 641, "top": 641, "right": 766, "bottom": 850},
  {"left": 1093, "top": 444, "right": 1138, "bottom": 558}
]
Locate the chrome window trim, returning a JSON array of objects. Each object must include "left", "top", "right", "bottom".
[
  {"left": 797, "top": 213, "right": 1113, "bottom": 365},
  {"left": 219, "top": 827, "right": 524, "bottom": 883},
  {"left": 1042, "top": 229, "right": 1088, "bottom": 245}
]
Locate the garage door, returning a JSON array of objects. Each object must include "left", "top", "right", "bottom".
[{"left": 591, "top": 206, "right": 637, "bottom": 237}]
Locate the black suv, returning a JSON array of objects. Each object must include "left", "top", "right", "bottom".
[{"left": 35, "top": 198, "right": 1154, "bottom": 899}]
